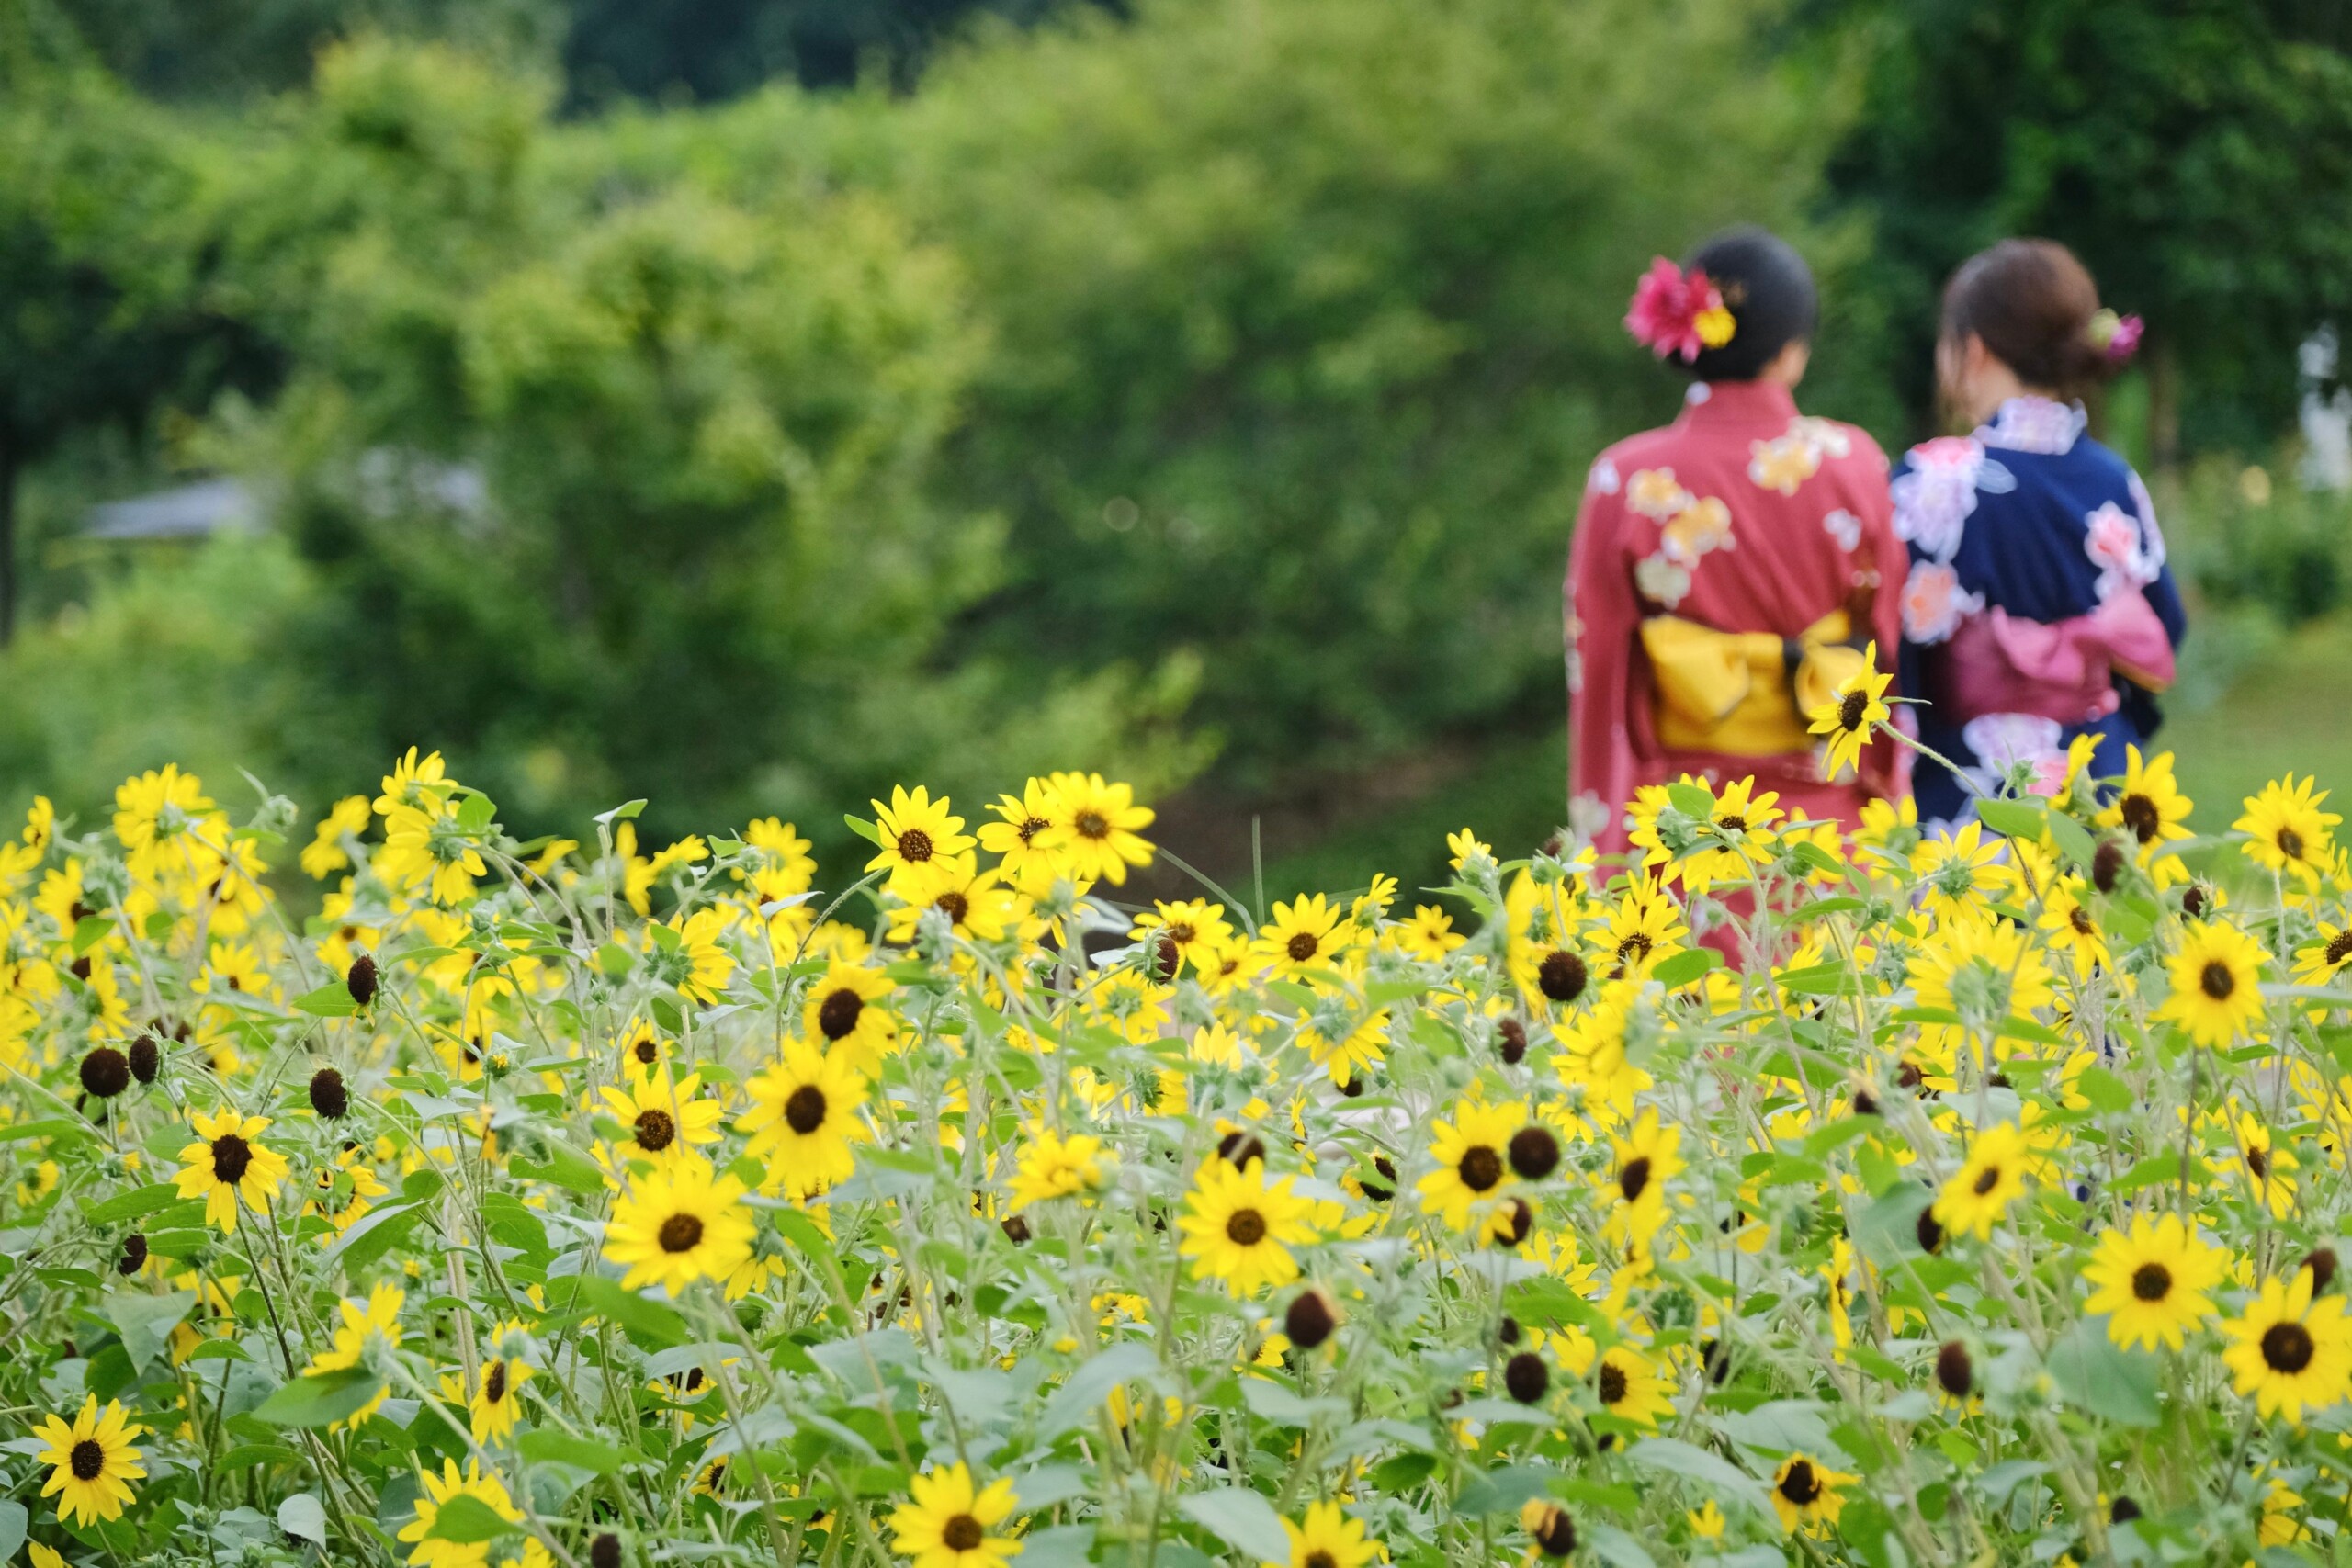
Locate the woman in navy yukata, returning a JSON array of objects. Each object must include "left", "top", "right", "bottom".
[{"left": 1894, "top": 239, "right": 2188, "bottom": 826}]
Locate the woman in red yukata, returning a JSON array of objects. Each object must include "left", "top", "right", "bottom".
[{"left": 1566, "top": 228, "right": 1905, "bottom": 863}]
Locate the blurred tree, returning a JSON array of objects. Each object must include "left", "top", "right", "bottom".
[
  {"left": 1822, "top": 0, "right": 2352, "bottom": 459},
  {"left": 180, "top": 39, "right": 1200, "bottom": 836},
  {"left": 0, "top": 29, "right": 278, "bottom": 641},
  {"left": 560, "top": 0, "right": 1102, "bottom": 101},
  {"left": 882, "top": 0, "right": 1875, "bottom": 799}
]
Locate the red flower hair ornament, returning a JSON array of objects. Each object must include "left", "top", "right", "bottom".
[
  {"left": 1624, "top": 257, "right": 1736, "bottom": 364},
  {"left": 2087, "top": 309, "right": 2143, "bottom": 365}
]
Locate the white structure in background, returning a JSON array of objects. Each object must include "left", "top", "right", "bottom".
[
  {"left": 84, "top": 456, "right": 486, "bottom": 540},
  {"left": 2301, "top": 327, "right": 2352, "bottom": 491}
]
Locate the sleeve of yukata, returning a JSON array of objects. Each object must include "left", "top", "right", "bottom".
[{"left": 1566, "top": 461, "right": 1641, "bottom": 851}]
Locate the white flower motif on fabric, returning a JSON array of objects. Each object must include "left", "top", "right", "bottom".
[
  {"left": 1892, "top": 436, "right": 2013, "bottom": 561},
  {"left": 1589, "top": 457, "right": 1621, "bottom": 495},
  {"left": 2084, "top": 501, "right": 2161, "bottom": 601},
  {"left": 1822, "top": 509, "right": 1862, "bottom": 553},
  {"left": 1960, "top": 713, "right": 2069, "bottom": 799},
  {"left": 1977, "top": 396, "right": 2086, "bottom": 455},
  {"left": 1634, "top": 555, "right": 1692, "bottom": 609},
  {"left": 1900, "top": 558, "right": 1983, "bottom": 645}
]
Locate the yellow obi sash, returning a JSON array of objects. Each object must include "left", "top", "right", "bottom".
[{"left": 1639, "top": 610, "right": 1863, "bottom": 756}]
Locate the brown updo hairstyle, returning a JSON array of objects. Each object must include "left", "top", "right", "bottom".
[{"left": 1939, "top": 238, "right": 2118, "bottom": 400}]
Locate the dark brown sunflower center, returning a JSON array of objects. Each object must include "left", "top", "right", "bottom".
[
  {"left": 634, "top": 1110, "right": 677, "bottom": 1153},
  {"left": 1075, "top": 810, "right": 1110, "bottom": 840},
  {"left": 2132, "top": 1262, "right": 2172, "bottom": 1302},
  {"left": 1972, "top": 1164, "right": 2001, "bottom": 1196},
  {"left": 943, "top": 1515, "right": 985, "bottom": 1553},
  {"left": 897, "top": 829, "right": 934, "bottom": 863},
  {"left": 935, "top": 892, "right": 970, "bottom": 923},
  {"left": 1717, "top": 814, "right": 1747, "bottom": 833},
  {"left": 1598, "top": 1361, "right": 1627, "bottom": 1404},
  {"left": 1779, "top": 1460, "right": 1820, "bottom": 1506},
  {"left": 634, "top": 1038, "right": 659, "bottom": 1064},
  {"left": 1538, "top": 950, "right": 1589, "bottom": 1003},
  {"left": 1619, "top": 1156, "right": 1653, "bottom": 1203},
  {"left": 2263, "top": 1321, "right": 2316, "bottom": 1374},
  {"left": 1225, "top": 1208, "right": 1267, "bottom": 1247},
  {"left": 1303, "top": 1553, "right": 1336, "bottom": 1568},
  {"left": 1168, "top": 922, "right": 1195, "bottom": 944},
  {"left": 69, "top": 1438, "right": 105, "bottom": 1480},
  {"left": 1838, "top": 690, "right": 1868, "bottom": 730},
  {"left": 1286, "top": 932, "right": 1319, "bottom": 963},
  {"left": 2330, "top": 931, "right": 2352, "bottom": 967},
  {"left": 785, "top": 1085, "right": 829, "bottom": 1135},
  {"left": 210, "top": 1134, "right": 253, "bottom": 1185},
  {"left": 2120, "top": 793, "right": 2161, "bottom": 844},
  {"left": 658, "top": 1213, "right": 705, "bottom": 1254},
  {"left": 2278, "top": 827, "right": 2307, "bottom": 862},
  {"left": 484, "top": 1361, "right": 507, "bottom": 1402},
  {"left": 2248, "top": 1146, "right": 2269, "bottom": 1179},
  {"left": 2070, "top": 906, "right": 2094, "bottom": 935},
  {"left": 817, "top": 988, "right": 863, "bottom": 1040},
  {"left": 1017, "top": 818, "right": 1048, "bottom": 845},
  {"left": 2200, "top": 960, "right": 2234, "bottom": 1000},
  {"left": 1458, "top": 1146, "right": 1503, "bottom": 1193},
  {"left": 1618, "top": 933, "right": 1653, "bottom": 964}
]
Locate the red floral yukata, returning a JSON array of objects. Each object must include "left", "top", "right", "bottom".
[{"left": 1565, "top": 379, "right": 1904, "bottom": 858}]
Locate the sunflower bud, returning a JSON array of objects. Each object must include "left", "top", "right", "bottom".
[
  {"left": 309, "top": 1067, "right": 350, "bottom": 1121},
  {"left": 1503, "top": 1350, "right": 1550, "bottom": 1404},
  {"left": 2091, "top": 839, "right": 2125, "bottom": 893},
  {"left": 1934, "top": 1340, "right": 1973, "bottom": 1399},
  {"left": 79, "top": 1046, "right": 131, "bottom": 1100},
  {"left": 1915, "top": 1209, "right": 1945, "bottom": 1255},
  {"left": 128, "top": 1034, "right": 161, "bottom": 1084},
  {"left": 1497, "top": 1017, "right": 1528, "bottom": 1066},
  {"left": 2305, "top": 1247, "right": 2339, "bottom": 1293},
  {"left": 1283, "top": 1290, "right": 1338, "bottom": 1349},
  {"left": 346, "top": 953, "right": 379, "bottom": 1007},
  {"left": 1507, "top": 1124, "right": 1560, "bottom": 1180},
  {"left": 590, "top": 1534, "right": 624, "bottom": 1568}
]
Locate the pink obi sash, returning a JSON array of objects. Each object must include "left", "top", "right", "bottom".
[{"left": 1939, "top": 594, "right": 2176, "bottom": 726}]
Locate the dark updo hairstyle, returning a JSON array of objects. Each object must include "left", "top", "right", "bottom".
[
  {"left": 1940, "top": 239, "right": 2117, "bottom": 399},
  {"left": 1678, "top": 226, "right": 1818, "bottom": 382}
]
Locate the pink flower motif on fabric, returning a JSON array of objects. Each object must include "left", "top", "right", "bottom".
[
  {"left": 1901, "top": 559, "right": 1983, "bottom": 645},
  {"left": 2084, "top": 501, "right": 2159, "bottom": 600},
  {"left": 1892, "top": 436, "right": 1998, "bottom": 561}
]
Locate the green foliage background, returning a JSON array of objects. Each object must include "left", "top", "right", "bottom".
[{"left": 2, "top": 0, "right": 2349, "bottom": 890}]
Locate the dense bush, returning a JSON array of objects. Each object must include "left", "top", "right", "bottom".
[{"left": 7, "top": 722, "right": 2352, "bottom": 1565}]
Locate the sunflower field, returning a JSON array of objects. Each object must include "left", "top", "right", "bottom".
[{"left": 5, "top": 741, "right": 2352, "bottom": 1568}]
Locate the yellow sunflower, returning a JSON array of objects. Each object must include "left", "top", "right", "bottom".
[
  {"left": 1009, "top": 1126, "right": 1109, "bottom": 1210},
  {"left": 1416, "top": 1100, "right": 1521, "bottom": 1235},
  {"left": 2236, "top": 775, "right": 2340, "bottom": 885},
  {"left": 866, "top": 786, "right": 975, "bottom": 897},
  {"left": 400, "top": 1459, "right": 526, "bottom": 1568},
  {"left": 2221, "top": 1269, "right": 2352, "bottom": 1425},
  {"left": 1931, "top": 1121, "right": 2027, "bottom": 1242},
  {"left": 1806, "top": 642, "right": 1893, "bottom": 780},
  {"left": 2155, "top": 921, "right": 2268, "bottom": 1047},
  {"left": 978, "top": 778, "right": 1069, "bottom": 894},
  {"left": 1593, "top": 1344, "right": 1675, "bottom": 1429},
  {"left": 1605, "top": 1108, "right": 1684, "bottom": 1245},
  {"left": 172, "top": 1108, "right": 290, "bottom": 1235},
  {"left": 1038, "top": 772, "right": 1156, "bottom": 886},
  {"left": 1268, "top": 1501, "right": 1380, "bottom": 1568},
  {"left": 1178, "top": 1157, "right": 1317, "bottom": 1294},
  {"left": 2082, "top": 1213, "right": 2229, "bottom": 1351},
  {"left": 603, "top": 1159, "right": 755, "bottom": 1293},
  {"left": 740, "top": 1041, "right": 869, "bottom": 1199},
  {"left": 2036, "top": 877, "right": 2109, "bottom": 974},
  {"left": 1770, "top": 1453, "right": 1855, "bottom": 1537},
  {"left": 1252, "top": 894, "right": 1351, "bottom": 976},
  {"left": 33, "top": 1394, "right": 144, "bottom": 1526},
  {"left": 597, "top": 1070, "right": 726, "bottom": 1169},
  {"left": 301, "top": 1281, "right": 404, "bottom": 1429},
  {"left": 800, "top": 960, "right": 899, "bottom": 1074},
  {"left": 2096, "top": 745, "right": 2194, "bottom": 854},
  {"left": 886, "top": 856, "right": 1024, "bottom": 946},
  {"left": 888, "top": 1462, "right": 1023, "bottom": 1568}
]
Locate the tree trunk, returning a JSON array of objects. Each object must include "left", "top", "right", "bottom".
[
  {"left": 2146, "top": 334, "right": 2182, "bottom": 475},
  {"left": 0, "top": 433, "right": 15, "bottom": 648}
]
